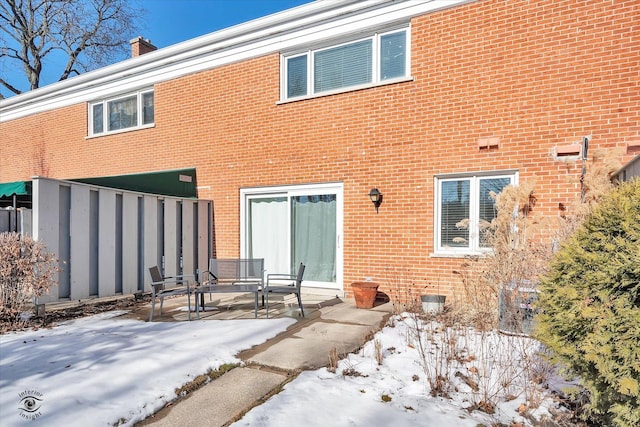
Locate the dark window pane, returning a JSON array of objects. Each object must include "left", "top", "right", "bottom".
[
  {"left": 92, "top": 104, "right": 103, "bottom": 134},
  {"left": 440, "top": 180, "right": 470, "bottom": 248},
  {"left": 380, "top": 31, "right": 406, "bottom": 80},
  {"left": 287, "top": 55, "right": 307, "bottom": 98},
  {"left": 142, "top": 92, "right": 154, "bottom": 125},
  {"left": 478, "top": 177, "right": 511, "bottom": 247}
]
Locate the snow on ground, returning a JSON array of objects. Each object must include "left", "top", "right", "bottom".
[
  {"left": 234, "top": 313, "right": 567, "bottom": 427},
  {"left": 0, "top": 311, "right": 295, "bottom": 426},
  {"left": 1, "top": 310, "right": 569, "bottom": 427}
]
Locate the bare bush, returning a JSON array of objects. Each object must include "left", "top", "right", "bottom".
[
  {"left": 466, "top": 330, "right": 551, "bottom": 415},
  {"left": 327, "top": 347, "right": 339, "bottom": 373},
  {"left": 407, "top": 311, "right": 465, "bottom": 398},
  {"left": 449, "top": 150, "right": 620, "bottom": 413},
  {"left": 384, "top": 151, "right": 619, "bottom": 417},
  {"left": 385, "top": 266, "right": 422, "bottom": 314},
  {"left": 454, "top": 148, "right": 618, "bottom": 331},
  {"left": 0, "top": 232, "right": 57, "bottom": 327},
  {"left": 551, "top": 149, "right": 620, "bottom": 252},
  {"left": 374, "top": 339, "right": 384, "bottom": 366},
  {"left": 405, "top": 308, "right": 553, "bottom": 416}
]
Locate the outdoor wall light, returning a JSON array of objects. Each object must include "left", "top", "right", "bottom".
[{"left": 369, "top": 188, "right": 383, "bottom": 213}]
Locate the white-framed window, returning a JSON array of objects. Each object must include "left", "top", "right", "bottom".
[
  {"left": 281, "top": 27, "right": 409, "bottom": 101},
  {"left": 88, "top": 89, "right": 154, "bottom": 136},
  {"left": 434, "top": 171, "right": 518, "bottom": 255}
]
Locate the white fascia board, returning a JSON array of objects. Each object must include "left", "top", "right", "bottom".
[{"left": 0, "top": 0, "right": 473, "bottom": 122}]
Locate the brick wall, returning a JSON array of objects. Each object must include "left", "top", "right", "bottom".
[{"left": 1, "top": 0, "right": 637, "bottom": 301}]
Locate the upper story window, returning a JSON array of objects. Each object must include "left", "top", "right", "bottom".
[
  {"left": 434, "top": 171, "right": 518, "bottom": 255},
  {"left": 282, "top": 27, "right": 409, "bottom": 101},
  {"left": 89, "top": 89, "right": 154, "bottom": 136}
]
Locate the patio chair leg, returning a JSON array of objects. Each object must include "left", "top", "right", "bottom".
[
  {"left": 149, "top": 299, "right": 155, "bottom": 322},
  {"left": 266, "top": 293, "right": 270, "bottom": 319},
  {"left": 196, "top": 291, "right": 201, "bottom": 320},
  {"left": 297, "top": 293, "right": 304, "bottom": 318},
  {"left": 254, "top": 292, "right": 258, "bottom": 318}
]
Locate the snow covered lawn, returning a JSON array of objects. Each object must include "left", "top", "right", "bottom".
[
  {"left": 234, "top": 313, "right": 569, "bottom": 427},
  {"left": 0, "top": 311, "right": 295, "bottom": 426},
  {"left": 1, "top": 310, "right": 570, "bottom": 427}
]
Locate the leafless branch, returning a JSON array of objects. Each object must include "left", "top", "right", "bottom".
[
  {"left": 0, "top": 0, "right": 143, "bottom": 96},
  {"left": 0, "top": 75, "right": 22, "bottom": 95}
]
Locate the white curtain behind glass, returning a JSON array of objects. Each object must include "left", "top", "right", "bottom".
[
  {"left": 249, "top": 197, "right": 288, "bottom": 276},
  {"left": 108, "top": 96, "right": 137, "bottom": 131}
]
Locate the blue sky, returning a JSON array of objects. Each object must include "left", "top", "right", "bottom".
[
  {"left": 139, "top": 0, "right": 311, "bottom": 50},
  {"left": 0, "top": 0, "right": 311, "bottom": 97}
]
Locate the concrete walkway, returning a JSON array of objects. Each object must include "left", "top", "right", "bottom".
[{"left": 133, "top": 292, "right": 393, "bottom": 426}]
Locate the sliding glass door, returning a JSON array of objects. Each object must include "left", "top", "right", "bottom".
[{"left": 241, "top": 184, "right": 343, "bottom": 290}]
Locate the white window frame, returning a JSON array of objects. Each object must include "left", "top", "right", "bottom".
[
  {"left": 280, "top": 26, "right": 411, "bottom": 102},
  {"left": 88, "top": 88, "right": 154, "bottom": 137},
  {"left": 433, "top": 170, "right": 518, "bottom": 256}
]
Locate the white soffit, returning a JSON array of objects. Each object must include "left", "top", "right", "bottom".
[{"left": 0, "top": 0, "right": 473, "bottom": 122}]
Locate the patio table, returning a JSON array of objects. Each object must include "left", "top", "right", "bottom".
[{"left": 194, "top": 282, "right": 261, "bottom": 319}]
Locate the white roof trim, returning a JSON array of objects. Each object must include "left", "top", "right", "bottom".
[{"left": 0, "top": 0, "right": 473, "bottom": 122}]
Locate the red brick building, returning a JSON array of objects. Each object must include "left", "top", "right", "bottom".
[{"left": 1, "top": 0, "right": 638, "bottom": 302}]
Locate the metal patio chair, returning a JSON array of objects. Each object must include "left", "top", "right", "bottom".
[
  {"left": 148, "top": 266, "right": 195, "bottom": 321},
  {"left": 264, "top": 263, "right": 305, "bottom": 318}
]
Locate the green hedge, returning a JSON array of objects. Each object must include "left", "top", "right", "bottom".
[{"left": 536, "top": 179, "right": 640, "bottom": 426}]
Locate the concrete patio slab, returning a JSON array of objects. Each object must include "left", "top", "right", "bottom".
[
  {"left": 137, "top": 367, "right": 287, "bottom": 427},
  {"left": 247, "top": 322, "right": 375, "bottom": 370},
  {"left": 135, "top": 296, "right": 393, "bottom": 426}
]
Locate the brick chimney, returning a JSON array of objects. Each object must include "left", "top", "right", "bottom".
[{"left": 130, "top": 36, "right": 157, "bottom": 57}]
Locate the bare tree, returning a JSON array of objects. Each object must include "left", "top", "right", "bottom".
[{"left": 0, "top": 0, "right": 143, "bottom": 99}]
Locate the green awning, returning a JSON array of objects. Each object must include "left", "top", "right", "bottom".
[
  {"left": 0, "top": 180, "right": 32, "bottom": 198},
  {"left": 71, "top": 168, "right": 198, "bottom": 198},
  {"left": 0, "top": 168, "right": 197, "bottom": 204}
]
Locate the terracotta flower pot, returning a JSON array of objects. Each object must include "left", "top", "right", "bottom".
[{"left": 351, "top": 282, "right": 379, "bottom": 309}]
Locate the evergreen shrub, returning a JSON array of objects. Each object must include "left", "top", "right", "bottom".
[{"left": 536, "top": 179, "right": 640, "bottom": 426}]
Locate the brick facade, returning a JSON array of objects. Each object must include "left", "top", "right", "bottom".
[{"left": 1, "top": 0, "right": 637, "bottom": 301}]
